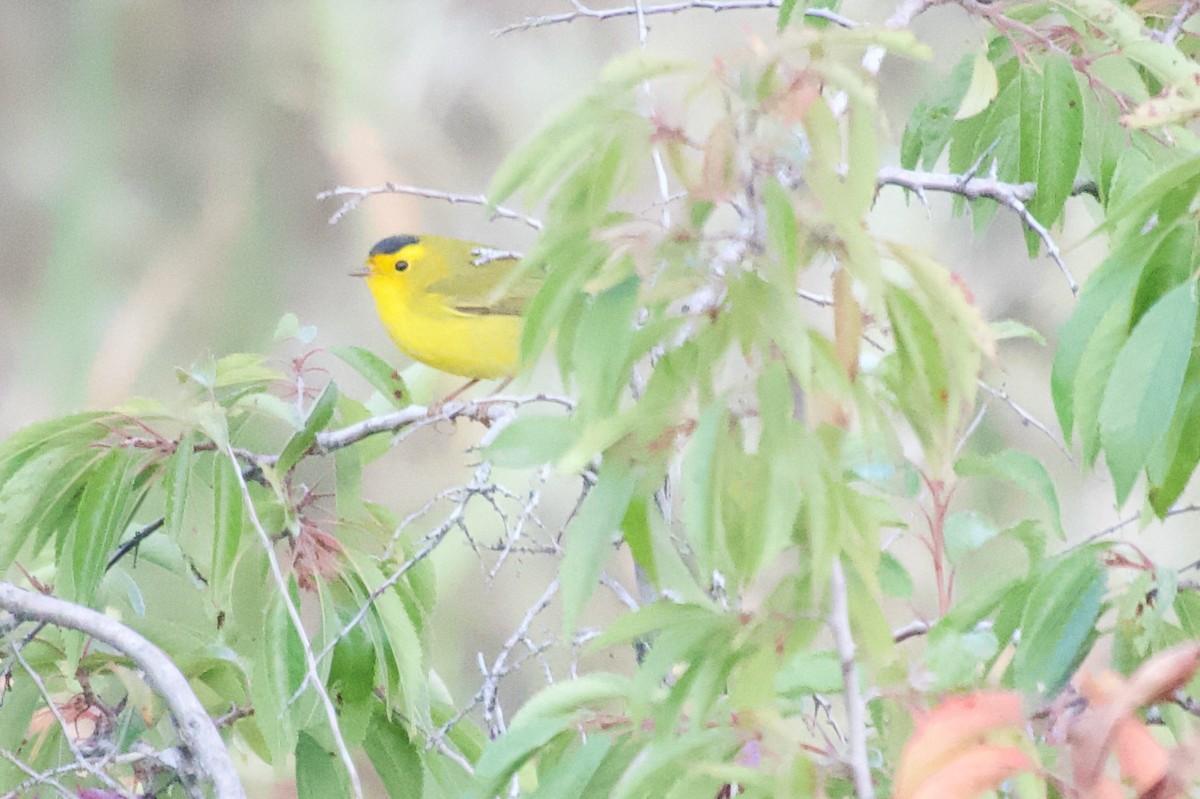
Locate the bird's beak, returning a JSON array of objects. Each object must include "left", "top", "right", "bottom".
[{"left": 348, "top": 265, "right": 371, "bottom": 278}]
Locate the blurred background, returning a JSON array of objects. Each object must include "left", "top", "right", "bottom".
[{"left": 0, "top": 1, "right": 1169, "bottom": 794}]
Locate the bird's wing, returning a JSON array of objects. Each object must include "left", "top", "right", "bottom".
[{"left": 428, "top": 252, "right": 542, "bottom": 318}]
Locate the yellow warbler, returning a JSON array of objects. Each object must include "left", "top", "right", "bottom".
[{"left": 354, "top": 234, "right": 538, "bottom": 380}]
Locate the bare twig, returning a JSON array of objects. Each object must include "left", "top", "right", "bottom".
[
  {"left": 495, "top": 0, "right": 857, "bottom": 35},
  {"left": 317, "top": 183, "right": 543, "bottom": 230},
  {"left": 976, "top": 380, "right": 1075, "bottom": 463},
  {"left": 829, "top": 560, "right": 874, "bottom": 799},
  {"left": 877, "top": 166, "right": 1088, "bottom": 295},
  {"left": 0, "top": 583, "right": 246, "bottom": 799},
  {"left": 312, "top": 394, "right": 574, "bottom": 456},
  {"left": 1083, "top": 503, "right": 1200, "bottom": 546},
  {"left": 481, "top": 579, "right": 561, "bottom": 739},
  {"left": 1159, "top": 0, "right": 1198, "bottom": 45},
  {"left": 892, "top": 619, "right": 931, "bottom": 643}
]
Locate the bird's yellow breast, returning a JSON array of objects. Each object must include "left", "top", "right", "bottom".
[{"left": 365, "top": 274, "right": 522, "bottom": 379}]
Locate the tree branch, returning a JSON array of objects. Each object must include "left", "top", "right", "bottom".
[
  {"left": 494, "top": 0, "right": 858, "bottom": 35},
  {"left": 828, "top": 560, "right": 874, "bottom": 799},
  {"left": 0, "top": 583, "right": 246, "bottom": 799},
  {"left": 317, "top": 183, "right": 543, "bottom": 229},
  {"left": 877, "top": 166, "right": 1093, "bottom": 295}
]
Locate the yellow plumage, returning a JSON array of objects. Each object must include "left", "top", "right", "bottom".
[{"left": 357, "top": 234, "right": 537, "bottom": 380}]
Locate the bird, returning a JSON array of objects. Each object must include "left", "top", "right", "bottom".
[{"left": 353, "top": 234, "right": 539, "bottom": 397}]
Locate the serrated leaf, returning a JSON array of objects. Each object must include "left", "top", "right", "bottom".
[
  {"left": 364, "top": 711, "right": 423, "bottom": 799},
  {"left": 296, "top": 731, "right": 346, "bottom": 798},
  {"left": 277, "top": 382, "right": 339, "bottom": 475},
  {"left": 991, "top": 319, "right": 1046, "bottom": 345},
  {"left": 485, "top": 415, "right": 578, "bottom": 468},
  {"left": 903, "top": 55, "right": 975, "bottom": 170},
  {"left": 470, "top": 718, "right": 569, "bottom": 799},
  {"left": 944, "top": 510, "right": 999, "bottom": 563},
  {"left": 528, "top": 735, "right": 614, "bottom": 799},
  {"left": 562, "top": 465, "right": 636, "bottom": 634},
  {"left": 956, "top": 51, "right": 999, "bottom": 119},
  {"left": 956, "top": 450, "right": 1063, "bottom": 538},
  {"left": 1013, "top": 550, "right": 1105, "bottom": 695},
  {"left": 1099, "top": 282, "right": 1197, "bottom": 503},
  {"left": 210, "top": 455, "right": 244, "bottom": 600},
  {"left": 331, "top": 345, "right": 409, "bottom": 409},
  {"left": 67, "top": 448, "right": 137, "bottom": 607},
  {"left": 1022, "top": 55, "right": 1083, "bottom": 253},
  {"left": 764, "top": 178, "right": 798, "bottom": 278}
]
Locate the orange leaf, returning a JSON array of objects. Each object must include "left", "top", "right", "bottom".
[
  {"left": 894, "top": 692, "right": 1026, "bottom": 799},
  {"left": 833, "top": 268, "right": 862, "bottom": 382},
  {"left": 1123, "top": 642, "right": 1200, "bottom": 709},
  {"left": 1112, "top": 717, "right": 1169, "bottom": 794},
  {"left": 905, "top": 745, "right": 1030, "bottom": 799}
]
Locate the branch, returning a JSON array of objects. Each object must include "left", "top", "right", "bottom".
[
  {"left": 0, "top": 583, "right": 246, "bottom": 799},
  {"left": 317, "top": 183, "right": 543, "bottom": 230},
  {"left": 976, "top": 380, "right": 1075, "bottom": 463},
  {"left": 877, "top": 166, "right": 1091, "bottom": 295},
  {"left": 481, "top": 579, "right": 560, "bottom": 739},
  {"left": 494, "top": 1, "right": 858, "bottom": 35},
  {"left": 1160, "top": 0, "right": 1199, "bottom": 45},
  {"left": 828, "top": 560, "right": 874, "bottom": 799},
  {"left": 312, "top": 394, "right": 574, "bottom": 456}
]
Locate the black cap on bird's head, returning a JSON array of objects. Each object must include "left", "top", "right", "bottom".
[{"left": 369, "top": 234, "right": 420, "bottom": 258}]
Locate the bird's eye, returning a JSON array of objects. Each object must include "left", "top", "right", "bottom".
[{"left": 394, "top": 260, "right": 409, "bottom": 272}]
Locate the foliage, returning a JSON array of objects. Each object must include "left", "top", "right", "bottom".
[{"left": 4, "top": 2, "right": 1200, "bottom": 797}]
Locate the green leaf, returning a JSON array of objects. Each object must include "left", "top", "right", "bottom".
[
  {"left": 273, "top": 312, "right": 317, "bottom": 344},
  {"left": 471, "top": 719, "right": 569, "bottom": 799},
  {"left": 944, "top": 510, "right": 998, "bottom": 564},
  {"left": 1012, "top": 549, "right": 1105, "bottom": 695},
  {"left": 67, "top": 448, "right": 136, "bottom": 607},
  {"left": 332, "top": 345, "right": 409, "bottom": 409},
  {"left": 572, "top": 276, "right": 640, "bottom": 418},
  {"left": 364, "top": 711, "right": 424, "bottom": 799},
  {"left": 991, "top": 318, "right": 1046, "bottom": 345},
  {"left": 510, "top": 673, "right": 630, "bottom": 730},
  {"left": 528, "top": 735, "right": 614, "bottom": 799},
  {"left": 164, "top": 431, "right": 194, "bottom": 541},
  {"left": 1148, "top": 387, "right": 1200, "bottom": 516},
  {"left": 210, "top": 456, "right": 244, "bottom": 601},
  {"left": 212, "top": 352, "right": 285, "bottom": 390},
  {"left": 763, "top": 178, "right": 798, "bottom": 278},
  {"left": 0, "top": 446, "right": 81, "bottom": 575},
  {"left": 485, "top": 415, "right": 579, "bottom": 468},
  {"left": 1022, "top": 55, "right": 1083, "bottom": 252},
  {"left": 562, "top": 465, "right": 637, "bottom": 634},
  {"left": 277, "top": 382, "right": 339, "bottom": 475},
  {"left": 296, "top": 731, "right": 346, "bottom": 798},
  {"left": 1073, "top": 300, "right": 1134, "bottom": 465},
  {"left": 776, "top": 650, "right": 844, "bottom": 695},
  {"left": 903, "top": 54, "right": 976, "bottom": 170},
  {"left": 681, "top": 402, "right": 727, "bottom": 574},
  {"left": 0, "top": 411, "right": 109, "bottom": 485},
  {"left": 925, "top": 628, "right": 999, "bottom": 690},
  {"left": 879, "top": 552, "right": 914, "bottom": 598},
  {"left": 610, "top": 728, "right": 737, "bottom": 799},
  {"left": 956, "top": 450, "right": 1063, "bottom": 538},
  {"left": 1094, "top": 151, "right": 1200, "bottom": 240},
  {"left": 251, "top": 591, "right": 304, "bottom": 764},
  {"left": 956, "top": 51, "right": 999, "bottom": 120},
  {"left": 1099, "top": 282, "right": 1197, "bottom": 503},
  {"left": 348, "top": 553, "right": 429, "bottom": 727}
]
